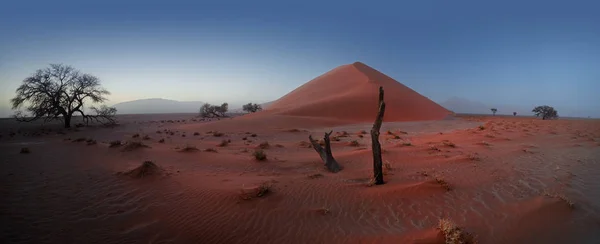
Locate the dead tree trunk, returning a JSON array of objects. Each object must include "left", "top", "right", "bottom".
[
  {"left": 371, "top": 86, "right": 386, "bottom": 185},
  {"left": 308, "top": 131, "right": 341, "bottom": 173}
]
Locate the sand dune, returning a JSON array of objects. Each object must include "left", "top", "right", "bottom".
[{"left": 266, "top": 62, "right": 451, "bottom": 122}]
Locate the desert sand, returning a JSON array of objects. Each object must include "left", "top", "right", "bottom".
[{"left": 2, "top": 63, "right": 600, "bottom": 244}]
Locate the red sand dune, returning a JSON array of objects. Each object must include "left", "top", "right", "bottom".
[{"left": 265, "top": 62, "right": 451, "bottom": 122}]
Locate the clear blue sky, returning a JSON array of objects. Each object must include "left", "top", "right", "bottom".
[{"left": 1, "top": 0, "right": 599, "bottom": 117}]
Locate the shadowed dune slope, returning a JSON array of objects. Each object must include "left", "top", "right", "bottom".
[{"left": 266, "top": 62, "right": 451, "bottom": 122}]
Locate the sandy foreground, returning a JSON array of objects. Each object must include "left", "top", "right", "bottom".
[{"left": 1, "top": 114, "right": 599, "bottom": 244}]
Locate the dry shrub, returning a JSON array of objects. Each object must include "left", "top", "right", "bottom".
[
  {"left": 158, "top": 138, "right": 165, "bottom": 143},
  {"left": 253, "top": 149, "right": 267, "bottom": 161},
  {"left": 308, "top": 173, "right": 324, "bottom": 179},
  {"left": 142, "top": 135, "right": 151, "bottom": 140},
  {"left": 251, "top": 133, "right": 257, "bottom": 137},
  {"left": 179, "top": 144, "right": 199, "bottom": 152},
  {"left": 357, "top": 130, "right": 367, "bottom": 135},
  {"left": 86, "top": 139, "right": 97, "bottom": 145},
  {"left": 299, "top": 141, "right": 312, "bottom": 148},
  {"left": 477, "top": 141, "right": 490, "bottom": 146},
  {"left": 218, "top": 139, "right": 231, "bottom": 147},
  {"left": 122, "top": 141, "right": 150, "bottom": 151},
  {"left": 337, "top": 131, "right": 349, "bottom": 137},
  {"left": 20, "top": 147, "right": 30, "bottom": 154},
  {"left": 73, "top": 137, "right": 87, "bottom": 142},
  {"left": 466, "top": 153, "right": 481, "bottom": 161},
  {"left": 204, "top": 148, "right": 218, "bottom": 153},
  {"left": 132, "top": 133, "right": 140, "bottom": 138},
  {"left": 429, "top": 145, "right": 441, "bottom": 152},
  {"left": 257, "top": 141, "right": 270, "bottom": 149},
  {"left": 242, "top": 137, "right": 247, "bottom": 140},
  {"left": 213, "top": 131, "right": 224, "bottom": 137},
  {"left": 438, "top": 218, "right": 476, "bottom": 244},
  {"left": 435, "top": 177, "right": 452, "bottom": 191},
  {"left": 315, "top": 207, "right": 331, "bottom": 215},
  {"left": 401, "top": 141, "right": 412, "bottom": 146},
  {"left": 393, "top": 135, "right": 401, "bottom": 139},
  {"left": 348, "top": 140, "right": 360, "bottom": 147},
  {"left": 358, "top": 134, "right": 364, "bottom": 138},
  {"left": 287, "top": 128, "right": 302, "bottom": 132},
  {"left": 544, "top": 191, "right": 575, "bottom": 209},
  {"left": 193, "top": 132, "right": 200, "bottom": 136},
  {"left": 442, "top": 140, "right": 456, "bottom": 148},
  {"left": 122, "top": 161, "right": 163, "bottom": 178},
  {"left": 478, "top": 125, "right": 485, "bottom": 131},
  {"left": 109, "top": 140, "right": 122, "bottom": 148},
  {"left": 240, "top": 182, "right": 271, "bottom": 200}
]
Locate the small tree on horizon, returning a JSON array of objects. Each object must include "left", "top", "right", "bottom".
[
  {"left": 199, "top": 103, "right": 229, "bottom": 118},
  {"left": 242, "top": 103, "right": 262, "bottom": 113},
  {"left": 10, "top": 64, "right": 116, "bottom": 128},
  {"left": 513, "top": 112, "right": 517, "bottom": 116},
  {"left": 532, "top": 105, "right": 558, "bottom": 120},
  {"left": 491, "top": 108, "right": 497, "bottom": 116}
]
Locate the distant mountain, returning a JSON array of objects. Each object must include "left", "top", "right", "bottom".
[{"left": 112, "top": 98, "right": 204, "bottom": 114}]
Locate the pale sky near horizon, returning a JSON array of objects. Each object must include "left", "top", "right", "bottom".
[{"left": 1, "top": 0, "right": 599, "bottom": 118}]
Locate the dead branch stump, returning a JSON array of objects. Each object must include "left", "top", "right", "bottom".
[
  {"left": 309, "top": 131, "right": 341, "bottom": 173},
  {"left": 371, "top": 86, "right": 386, "bottom": 185}
]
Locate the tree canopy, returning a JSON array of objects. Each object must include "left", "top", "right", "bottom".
[
  {"left": 242, "top": 103, "right": 262, "bottom": 113},
  {"left": 532, "top": 105, "right": 558, "bottom": 120},
  {"left": 200, "top": 103, "right": 229, "bottom": 117}
]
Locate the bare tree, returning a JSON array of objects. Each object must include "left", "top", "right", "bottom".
[
  {"left": 86, "top": 105, "right": 118, "bottom": 125},
  {"left": 371, "top": 86, "right": 386, "bottom": 185},
  {"left": 308, "top": 131, "right": 341, "bottom": 173},
  {"left": 532, "top": 105, "right": 558, "bottom": 120},
  {"left": 491, "top": 108, "right": 497, "bottom": 116},
  {"left": 10, "top": 64, "right": 116, "bottom": 128},
  {"left": 242, "top": 103, "right": 262, "bottom": 113}
]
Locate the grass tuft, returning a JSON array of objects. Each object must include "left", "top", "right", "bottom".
[
  {"left": 435, "top": 176, "right": 452, "bottom": 191},
  {"left": 178, "top": 144, "right": 199, "bottom": 152},
  {"left": 109, "top": 140, "right": 122, "bottom": 148},
  {"left": 438, "top": 218, "right": 476, "bottom": 244},
  {"left": 544, "top": 191, "right": 575, "bottom": 209},
  {"left": 240, "top": 182, "right": 272, "bottom": 200},
  {"left": 348, "top": 140, "right": 360, "bottom": 147},
  {"left": 257, "top": 141, "right": 270, "bottom": 149},
  {"left": 217, "top": 139, "right": 231, "bottom": 147},
  {"left": 253, "top": 149, "right": 267, "bottom": 161},
  {"left": 122, "top": 141, "right": 150, "bottom": 151}
]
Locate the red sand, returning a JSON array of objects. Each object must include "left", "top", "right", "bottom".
[
  {"left": 265, "top": 62, "right": 451, "bottom": 122},
  {"left": 2, "top": 114, "right": 600, "bottom": 243}
]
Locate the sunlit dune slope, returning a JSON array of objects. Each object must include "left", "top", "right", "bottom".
[{"left": 265, "top": 62, "right": 451, "bottom": 122}]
